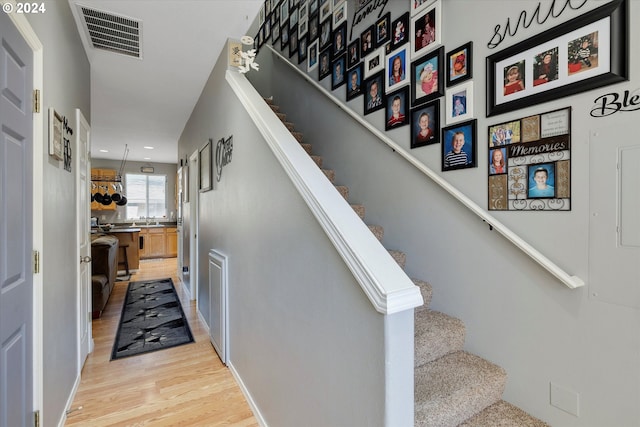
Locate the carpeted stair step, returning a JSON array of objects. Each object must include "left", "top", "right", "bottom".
[
  {"left": 300, "top": 143, "right": 313, "bottom": 154},
  {"left": 276, "top": 112, "right": 287, "bottom": 121},
  {"left": 264, "top": 96, "right": 274, "bottom": 105},
  {"left": 351, "top": 204, "right": 365, "bottom": 219},
  {"left": 388, "top": 250, "right": 406, "bottom": 269},
  {"left": 415, "top": 310, "right": 465, "bottom": 367},
  {"left": 284, "top": 121, "right": 295, "bottom": 131},
  {"left": 311, "top": 155, "right": 323, "bottom": 167},
  {"left": 368, "top": 225, "right": 384, "bottom": 242},
  {"left": 414, "top": 351, "right": 507, "bottom": 427},
  {"left": 291, "top": 131, "right": 304, "bottom": 142},
  {"left": 335, "top": 185, "right": 349, "bottom": 200},
  {"left": 269, "top": 104, "right": 280, "bottom": 113},
  {"left": 413, "top": 279, "right": 432, "bottom": 309},
  {"left": 322, "top": 169, "right": 335, "bottom": 182},
  {"left": 458, "top": 400, "right": 551, "bottom": 427}
]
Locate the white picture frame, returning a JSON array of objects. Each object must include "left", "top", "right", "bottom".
[{"left": 445, "top": 81, "right": 474, "bottom": 125}]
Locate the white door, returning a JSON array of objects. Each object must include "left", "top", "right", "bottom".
[
  {"left": 76, "top": 109, "right": 92, "bottom": 368},
  {"left": 0, "top": 11, "right": 34, "bottom": 426}
]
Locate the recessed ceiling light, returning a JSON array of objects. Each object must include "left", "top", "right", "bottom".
[
  {"left": 143, "top": 157, "right": 151, "bottom": 160},
  {"left": 143, "top": 146, "right": 154, "bottom": 150},
  {"left": 99, "top": 149, "right": 109, "bottom": 153}
]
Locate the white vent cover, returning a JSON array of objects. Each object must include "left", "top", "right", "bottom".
[{"left": 77, "top": 4, "right": 143, "bottom": 59}]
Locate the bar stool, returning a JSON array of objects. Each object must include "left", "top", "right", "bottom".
[{"left": 118, "top": 243, "right": 130, "bottom": 276}]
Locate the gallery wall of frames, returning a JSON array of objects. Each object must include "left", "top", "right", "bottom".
[{"left": 254, "top": 0, "right": 628, "bottom": 211}]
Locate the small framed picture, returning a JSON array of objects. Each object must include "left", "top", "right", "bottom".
[
  {"left": 199, "top": 139, "right": 213, "bottom": 192},
  {"left": 410, "top": 100, "right": 439, "bottom": 149},
  {"left": 441, "top": 119, "right": 477, "bottom": 171},
  {"left": 48, "top": 108, "right": 64, "bottom": 160},
  {"left": 319, "top": 0, "right": 332, "bottom": 21},
  {"left": 445, "top": 81, "right": 473, "bottom": 125},
  {"left": 528, "top": 163, "right": 556, "bottom": 198},
  {"left": 308, "top": 13, "right": 319, "bottom": 42},
  {"left": 280, "top": 1, "right": 290, "bottom": 23},
  {"left": 363, "top": 71, "right": 384, "bottom": 115},
  {"left": 390, "top": 12, "right": 410, "bottom": 50},
  {"left": 446, "top": 41, "right": 472, "bottom": 86},
  {"left": 299, "top": 1, "right": 308, "bottom": 20},
  {"left": 290, "top": 6, "right": 299, "bottom": 27},
  {"left": 488, "top": 119, "right": 520, "bottom": 147},
  {"left": 272, "top": 19, "right": 281, "bottom": 43},
  {"left": 309, "top": 0, "right": 318, "bottom": 16},
  {"left": 361, "top": 25, "right": 375, "bottom": 56},
  {"left": 347, "top": 40, "right": 360, "bottom": 69},
  {"left": 363, "top": 46, "right": 385, "bottom": 79},
  {"left": 333, "top": 0, "right": 347, "bottom": 26},
  {"left": 489, "top": 147, "right": 507, "bottom": 175},
  {"left": 410, "top": 46, "right": 444, "bottom": 107},
  {"left": 410, "top": 0, "right": 441, "bottom": 58},
  {"left": 332, "top": 22, "right": 346, "bottom": 58},
  {"left": 289, "top": 25, "right": 299, "bottom": 58},
  {"left": 331, "top": 54, "right": 346, "bottom": 90},
  {"left": 346, "top": 63, "right": 364, "bottom": 101},
  {"left": 385, "top": 46, "right": 409, "bottom": 93},
  {"left": 319, "top": 16, "right": 332, "bottom": 50},
  {"left": 308, "top": 39, "right": 319, "bottom": 72},
  {"left": 410, "top": 0, "right": 434, "bottom": 16},
  {"left": 280, "top": 21, "right": 290, "bottom": 49},
  {"left": 319, "top": 48, "right": 332, "bottom": 80},
  {"left": 375, "top": 12, "right": 391, "bottom": 47},
  {"left": 385, "top": 86, "right": 409, "bottom": 130},
  {"left": 298, "top": 15, "right": 308, "bottom": 38},
  {"left": 298, "top": 34, "right": 308, "bottom": 64}
]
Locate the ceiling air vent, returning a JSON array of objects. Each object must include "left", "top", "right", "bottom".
[{"left": 78, "top": 5, "right": 143, "bottom": 59}]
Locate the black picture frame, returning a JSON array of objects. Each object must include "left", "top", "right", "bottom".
[
  {"left": 410, "top": 46, "right": 444, "bottom": 107},
  {"left": 410, "top": 99, "right": 440, "bottom": 149},
  {"left": 347, "top": 40, "right": 360, "bottom": 69},
  {"left": 390, "top": 12, "right": 410, "bottom": 50},
  {"left": 308, "top": 12, "right": 319, "bottom": 42},
  {"left": 298, "top": 34, "right": 308, "bottom": 64},
  {"left": 289, "top": 24, "right": 299, "bottom": 58},
  {"left": 319, "top": 16, "right": 332, "bottom": 50},
  {"left": 363, "top": 71, "right": 384, "bottom": 115},
  {"left": 446, "top": 41, "right": 472, "bottom": 87},
  {"left": 319, "top": 47, "right": 332, "bottom": 80},
  {"left": 441, "top": 119, "right": 477, "bottom": 171},
  {"left": 375, "top": 12, "right": 391, "bottom": 47},
  {"left": 346, "top": 63, "right": 364, "bottom": 101},
  {"left": 360, "top": 24, "right": 375, "bottom": 56},
  {"left": 199, "top": 139, "right": 213, "bottom": 192},
  {"left": 331, "top": 53, "right": 346, "bottom": 90},
  {"left": 486, "top": 0, "right": 628, "bottom": 117},
  {"left": 332, "top": 22, "right": 346, "bottom": 59},
  {"left": 385, "top": 86, "right": 409, "bottom": 130},
  {"left": 280, "top": 20, "right": 290, "bottom": 50}
]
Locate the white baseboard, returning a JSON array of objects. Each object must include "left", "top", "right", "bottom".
[
  {"left": 228, "top": 361, "right": 268, "bottom": 427},
  {"left": 57, "top": 374, "right": 82, "bottom": 427}
]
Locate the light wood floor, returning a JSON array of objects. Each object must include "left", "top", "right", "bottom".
[{"left": 65, "top": 258, "right": 259, "bottom": 427}]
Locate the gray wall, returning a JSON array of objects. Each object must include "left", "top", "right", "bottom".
[
  {"left": 26, "top": 3, "right": 91, "bottom": 425},
  {"left": 247, "top": 1, "right": 640, "bottom": 426},
  {"left": 178, "top": 46, "right": 394, "bottom": 426},
  {"left": 91, "top": 159, "right": 178, "bottom": 224}
]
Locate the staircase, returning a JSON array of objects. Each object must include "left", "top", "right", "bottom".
[{"left": 266, "top": 98, "right": 551, "bottom": 427}]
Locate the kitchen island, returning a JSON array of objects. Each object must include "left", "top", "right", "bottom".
[{"left": 106, "top": 228, "right": 141, "bottom": 273}]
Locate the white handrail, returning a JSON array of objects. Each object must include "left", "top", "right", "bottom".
[{"left": 264, "top": 44, "right": 584, "bottom": 290}]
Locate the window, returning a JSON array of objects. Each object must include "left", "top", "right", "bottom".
[{"left": 125, "top": 173, "right": 166, "bottom": 219}]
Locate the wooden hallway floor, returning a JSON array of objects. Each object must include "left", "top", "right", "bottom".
[{"left": 65, "top": 258, "right": 259, "bottom": 427}]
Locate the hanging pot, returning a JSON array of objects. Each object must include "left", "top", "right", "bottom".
[
  {"left": 111, "top": 183, "right": 122, "bottom": 202},
  {"left": 115, "top": 195, "right": 127, "bottom": 206},
  {"left": 100, "top": 185, "right": 112, "bottom": 205},
  {"left": 94, "top": 191, "right": 104, "bottom": 203}
]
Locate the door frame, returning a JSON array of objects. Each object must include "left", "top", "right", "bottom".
[
  {"left": 189, "top": 149, "right": 199, "bottom": 301},
  {"left": 7, "top": 4, "right": 45, "bottom": 421}
]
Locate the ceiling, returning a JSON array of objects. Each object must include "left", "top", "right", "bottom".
[{"left": 68, "top": 0, "right": 262, "bottom": 164}]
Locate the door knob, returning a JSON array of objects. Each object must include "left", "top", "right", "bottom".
[{"left": 80, "top": 255, "right": 92, "bottom": 263}]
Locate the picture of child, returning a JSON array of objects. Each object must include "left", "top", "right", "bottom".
[
  {"left": 444, "top": 132, "right": 468, "bottom": 168},
  {"left": 503, "top": 62, "right": 524, "bottom": 96},
  {"left": 489, "top": 148, "right": 506, "bottom": 175},
  {"left": 386, "top": 94, "right": 407, "bottom": 129},
  {"left": 568, "top": 32, "right": 599, "bottom": 75},
  {"left": 528, "top": 165, "right": 555, "bottom": 198},
  {"left": 533, "top": 48, "right": 558, "bottom": 86},
  {"left": 442, "top": 121, "right": 475, "bottom": 171},
  {"left": 419, "top": 62, "right": 438, "bottom": 96}
]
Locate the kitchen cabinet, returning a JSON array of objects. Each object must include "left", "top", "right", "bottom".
[
  {"left": 139, "top": 226, "right": 178, "bottom": 259},
  {"left": 166, "top": 227, "right": 178, "bottom": 257},
  {"left": 91, "top": 168, "right": 117, "bottom": 211}
]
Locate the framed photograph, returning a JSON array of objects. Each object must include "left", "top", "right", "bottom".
[
  {"left": 441, "top": 119, "right": 477, "bottom": 171},
  {"left": 347, "top": 40, "right": 360, "bottom": 69},
  {"left": 346, "top": 63, "right": 364, "bottom": 101},
  {"left": 385, "top": 86, "right": 409, "bottom": 130},
  {"left": 319, "top": 48, "right": 332, "bottom": 80},
  {"left": 488, "top": 119, "right": 520, "bottom": 147},
  {"left": 319, "top": 16, "right": 332, "bottom": 50},
  {"left": 385, "top": 46, "right": 409, "bottom": 93},
  {"left": 332, "top": 22, "right": 346, "bottom": 58},
  {"left": 410, "top": 0, "right": 440, "bottom": 58},
  {"left": 445, "top": 81, "right": 473, "bottom": 125},
  {"left": 272, "top": 19, "right": 281, "bottom": 43},
  {"left": 331, "top": 54, "right": 346, "bottom": 90},
  {"left": 299, "top": 0, "right": 308, "bottom": 20},
  {"left": 527, "top": 163, "right": 556, "bottom": 198},
  {"left": 319, "top": 0, "right": 332, "bottom": 21},
  {"left": 259, "top": 3, "right": 266, "bottom": 26},
  {"left": 361, "top": 25, "right": 375, "bottom": 56},
  {"left": 298, "top": 34, "right": 308, "bottom": 64},
  {"left": 390, "top": 12, "right": 410, "bottom": 50},
  {"left": 298, "top": 14, "right": 308, "bottom": 38},
  {"left": 410, "top": 46, "right": 444, "bottom": 107},
  {"left": 488, "top": 147, "right": 507, "bottom": 175},
  {"left": 363, "top": 46, "right": 384, "bottom": 79},
  {"left": 308, "top": 39, "right": 319, "bottom": 72},
  {"left": 410, "top": 0, "right": 434, "bottom": 16},
  {"left": 410, "top": 99, "right": 439, "bottom": 148},
  {"left": 280, "top": 1, "right": 289, "bottom": 23},
  {"left": 363, "top": 71, "right": 384, "bottom": 115},
  {"left": 280, "top": 21, "right": 290, "bottom": 49},
  {"left": 308, "top": 13, "right": 319, "bottom": 42},
  {"left": 486, "top": 0, "right": 628, "bottom": 117},
  {"left": 48, "top": 108, "right": 64, "bottom": 160},
  {"left": 309, "top": 0, "right": 318, "bottom": 16},
  {"left": 199, "top": 139, "right": 212, "bottom": 192},
  {"left": 446, "top": 41, "right": 472, "bottom": 87},
  {"left": 290, "top": 6, "right": 299, "bottom": 27},
  {"left": 289, "top": 25, "right": 299, "bottom": 58},
  {"left": 375, "top": 12, "right": 391, "bottom": 47},
  {"left": 333, "top": 0, "right": 347, "bottom": 26}
]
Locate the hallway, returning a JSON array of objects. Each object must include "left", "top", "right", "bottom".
[{"left": 65, "top": 258, "right": 258, "bottom": 426}]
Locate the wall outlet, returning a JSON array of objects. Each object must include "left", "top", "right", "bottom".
[{"left": 550, "top": 382, "right": 580, "bottom": 416}]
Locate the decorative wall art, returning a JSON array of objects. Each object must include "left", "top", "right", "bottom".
[
  {"left": 410, "top": 46, "right": 443, "bottom": 107},
  {"left": 410, "top": 99, "right": 439, "bottom": 149},
  {"left": 346, "top": 63, "right": 363, "bottom": 101},
  {"left": 199, "top": 139, "right": 212, "bottom": 192},
  {"left": 446, "top": 41, "right": 472, "bottom": 87},
  {"left": 390, "top": 12, "right": 409, "bottom": 51},
  {"left": 331, "top": 53, "right": 346, "bottom": 90},
  {"left": 385, "top": 45, "right": 409, "bottom": 93},
  {"left": 319, "top": 48, "right": 331, "bottom": 80},
  {"left": 363, "top": 71, "right": 384, "bottom": 115},
  {"left": 410, "top": 0, "right": 441, "bottom": 59},
  {"left": 488, "top": 107, "right": 572, "bottom": 211},
  {"left": 441, "top": 119, "right": 477, "bottom": 171},
  {"left": 445, "top": 81, "right": 473, "bottom": 125},
  {"left": 308, "top": 39, "right": 319, "bottom": 72},
  {"left": 363, "top": 46, "right": 384, "bottom": 79},
  {"left": 48, "top": 108, "right": 63, "bottom": 160},
  {"left": 385, "top": 86, "right": 409, "bottom": 130},
  {"left": 486, "top": 0, "right": 628, "bottom": 117}
]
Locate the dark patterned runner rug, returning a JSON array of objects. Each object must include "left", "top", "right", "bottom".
[{"left": 111, "top": 278, "right": 194, "bottom": 360}]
